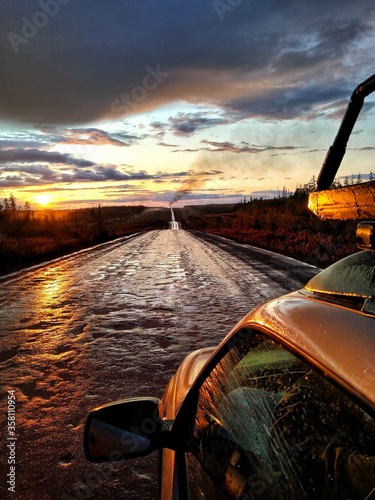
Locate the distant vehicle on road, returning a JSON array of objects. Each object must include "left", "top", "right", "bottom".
[{"left": 84, "top": 74, "right": 375, "bottom": 499}]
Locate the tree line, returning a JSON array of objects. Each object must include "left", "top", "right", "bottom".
[
  {"left": 181, "top": 179, "right": 361, "bottom": 267},
  {"left": 0, "top": 195, "right": 114, "bottom": 274}
]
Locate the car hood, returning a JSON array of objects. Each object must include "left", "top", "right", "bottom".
[{"left": 305, "top": 250, "right": 375, "bottom": 314}]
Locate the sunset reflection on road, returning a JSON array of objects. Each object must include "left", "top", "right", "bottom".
[{"left": 0, "top": 230, "right": 317, "bottom": 499}]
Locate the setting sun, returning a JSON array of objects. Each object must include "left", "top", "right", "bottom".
[{"left": 34, "top": 194, "right": 52, "bottom": 206}]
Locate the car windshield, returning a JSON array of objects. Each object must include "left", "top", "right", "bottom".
[{"left": 184, "top": 331, "right": 375, "bottom": 499}]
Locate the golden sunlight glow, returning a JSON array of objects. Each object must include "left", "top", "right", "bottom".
[{"left": 34, "top": 194, "right": 52, "bottom": 206}]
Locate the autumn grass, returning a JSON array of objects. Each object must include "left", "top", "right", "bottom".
[
  {"left": 181, "top": 195, "right": 358, "bottom": 268},
  {"left": 0, "top": 194, "right": 359, "bottom": 275},
  {"left": 207, "top": 227, "right": 357, "bottom": 267}
]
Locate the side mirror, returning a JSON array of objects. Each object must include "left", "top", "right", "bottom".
[{"left": 84, "top": 397, "right": 165, "bottom": 463}]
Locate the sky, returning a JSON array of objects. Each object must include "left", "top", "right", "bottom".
[{"left": 0, "top": 0, "right": 374, "bottom": 209}]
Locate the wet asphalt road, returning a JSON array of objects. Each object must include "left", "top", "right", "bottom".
[{"left": 0, "top": 229, "right": 318, "bottom": 499}]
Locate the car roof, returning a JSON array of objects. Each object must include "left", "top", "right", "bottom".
[{"left": 237, "top": 289, "right": 375, "bottom": 410}]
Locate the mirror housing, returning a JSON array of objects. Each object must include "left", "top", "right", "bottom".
[
  {"left": 308, "top": 181, "right": 375, "bottom": 221},
  {"left": 84, "top": 397, "right": 166, "bottom": 463}
]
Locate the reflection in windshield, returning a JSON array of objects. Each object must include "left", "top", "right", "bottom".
[{"left": 186, "top": 333, "right": 375, "bottom": 499}]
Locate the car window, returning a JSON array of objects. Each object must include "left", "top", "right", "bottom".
[{"left": 185, "top": 329, "right": 375, "bottom": 499}]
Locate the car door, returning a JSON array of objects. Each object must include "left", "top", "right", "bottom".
[{"left": 172, "top": 328, "right": 375, "bottom": 499}]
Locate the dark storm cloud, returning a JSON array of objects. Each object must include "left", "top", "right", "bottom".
[
  {"left": 61, "top": 166, "right": 147, "bottom": 183},
  {"left": 59, "top": 167, "right": 219, "bottom": 189},
  {"left": 149, "top": 122, "right": 167, "bottom": 139},
  {"left": 0, "top": 161, "right": 58, "bottom": 187},
  {"left": 227, "top": 87, "right": 352, "bottom": 121},
  {"left": 0, "top": 148, "right": 94, "bottom": 167},
  {"left": 150, "top": 113, "right": 231, "bottom": 137},
  {"left": 169, "top": 113, "right": 231, "bottom": 136},
  {"left": 0, "top": 159, "right": 141, "bottom": 186},
  {"left": 0, "top": 0, "right": 374, "bottom": 125},
  {"left": 0, "top": 175, "right": 33, "bottom": 188},
  {"left": 2, "top": 163, "right": 56, "bottom": 179}
]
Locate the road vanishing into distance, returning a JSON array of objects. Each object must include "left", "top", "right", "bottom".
[{"left": 0, "top": 229, "right": 318, "bottom": 500}]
